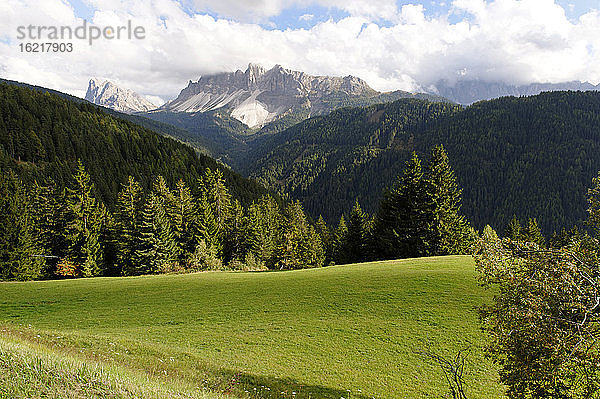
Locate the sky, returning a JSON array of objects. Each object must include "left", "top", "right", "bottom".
[{"left": 1, "top": 0, "right": 599, "bottom": 105}]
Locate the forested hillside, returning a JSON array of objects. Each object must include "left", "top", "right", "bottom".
[
  {"left": 242, "top": 92, "right": 600, "bottom": 234},
  {"left": 0, "top": 82, "right": 269, "bottom": 209}
]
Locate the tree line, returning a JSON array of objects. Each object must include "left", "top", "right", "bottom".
[{"left": 0, "top": 144, "right": 474, "bottom": 281}]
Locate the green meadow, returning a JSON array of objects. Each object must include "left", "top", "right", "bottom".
[{"left": 0, "top": 256, "right": 503, "bottom": 398}]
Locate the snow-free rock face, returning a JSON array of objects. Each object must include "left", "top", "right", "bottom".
[
  {"left": 162, "top": 63, "right": 379, "bottom": 128},
  {"left": 85, "top": 79, "right": 156, "bottom": 113}
]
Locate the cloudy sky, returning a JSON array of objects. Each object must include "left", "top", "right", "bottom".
[{"left": 1, "top": 0, "right": 599, "bottom": 105}]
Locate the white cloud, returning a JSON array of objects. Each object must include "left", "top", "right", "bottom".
[
  {"left": 299, "top": 13, "right": 314, "bottom": 22},
  {"left": 0, "top": 0, "right": 599, "bottom": 103}
]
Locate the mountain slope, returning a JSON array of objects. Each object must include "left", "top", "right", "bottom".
[
  {"left": 85, "top": 78, "right": 156, "bottom": 113},
  {"left": 0, "top": 82, "right": 269, "bottom": 208},
  {"left": 432, "top": 79, "right": 600, "bottom": 104},
  {"left": 243, "top": 92, "right": 600, "bottom": 234}
]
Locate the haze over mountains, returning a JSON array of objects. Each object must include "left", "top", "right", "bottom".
[{"left": 431, "top": 79, "right": 600, "bottom": 105}]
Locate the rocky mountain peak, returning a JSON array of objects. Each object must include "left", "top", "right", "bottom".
[
  {"left": 163, "top": 63, "right": 380, "bottom": 128},
  {"left": 85, "top": 79, "right": 156, "bottom": 113}
]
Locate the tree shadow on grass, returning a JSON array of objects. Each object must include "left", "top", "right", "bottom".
[
  {"left": 1, "top": 326, "right": 372, "bottom": 399},
  {"left": 216, "top": 368, "right": 371, "bottom": 399}
]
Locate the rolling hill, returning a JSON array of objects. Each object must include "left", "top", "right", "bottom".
[{"left": 0, "top": 256, "right": 503, "bottom": 399}]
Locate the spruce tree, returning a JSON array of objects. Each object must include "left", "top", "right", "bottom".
[
  {"left": 345, "top": 200, "right": 369, "bottom": 263},
  {"left": 0, "top": 170, "right": 44, "bottom": 281},
  {"left": 172, "top": 179, "right": 198, "bottom": 262},
  {"left": 522, "top": 217, "right": 545, "bottom": 247},
  {"left": 371, "top": 152, "right": 430, "bottom": 259},
  {"left": 315, "top": 215, "right": 332, "bottom": 265},
  {"left": 223, "top": 200, "right": 245, "bottom": 264},
  {"left": 64, "top": 161, "right": 105, "bottom": 277},
  {"left": 134, "top": 194, "right": 180, "bottom": 274},
  {"left": 197, "top": 169, "right": 231, "bottom": 257},
  {"left": 505, "top": 215, "right": 522, "bottom": 241},
  {"left": 424, "top": 145, "right": 472, "bottom": 255},
  {"left": 114, "top": 176, "right": 144, "bottom": 276},
  {"left": 276, "top": 201, "right": 323, "bottom": 269},
  {"left": 333, "top": 215, "right": 348, "bottom": 264}
]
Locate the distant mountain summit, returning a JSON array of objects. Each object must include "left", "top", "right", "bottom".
[
  {"left": 161, "top": 63, "right": 384, "bottom": 128},
  {"left": 431, "top": 79, "right": 600, "bottom": 105},
  {"left": 85, "top": 78, "right": 156, "bottom": 113}
]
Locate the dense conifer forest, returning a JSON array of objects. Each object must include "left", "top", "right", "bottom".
[
  {"left": 0, "top": 83, "right": 269, "bottom": 209},
  {"left": 0, "top": 83, "right": 474, "bottom": 280},
  {"left": 242, "top": 92, "right": 600, "bottom": 234}
]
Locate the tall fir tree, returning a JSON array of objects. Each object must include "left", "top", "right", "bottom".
[
  {"left": 197, "top": 169, "right": 231, "bottom": 256},
  {"left": 522, "top": 217, "right": 545, "bottom": 247},
  {"left": 333, "top": 215, "right": 348, "bottom": 264},
  {"left": 344, "top": 200, "right": 369, "bottom": 263},
  {"left": 371, "top": 152, "right": 430, "bottom": 259},
  {"left": 64, "top": 161, "right": 105, "bottom": 277},
  {"left": 315, "top": 216, "right": 332, "bottom": 265},
  {"left": 0, "top": 170, "right": 44, "bottom": 281},
  {"left": 424, "top": 145, "right": 472, "bottom": 255},
  {"left": 114, "top": 176, "right": 144, "bottom": 276},
  {"left": 134, "top": 193, "right": 181, "bottom": 274},
  {"left": 276, "top": 201, "right": 323, "bottom": 269},
  {"left": 172, "top": 179, "right": 199, "bottom": 262},
  {"left": 505, "top": 215, "right": 522, "bottom": 241}
]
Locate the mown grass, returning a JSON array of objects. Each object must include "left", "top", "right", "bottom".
[{"left": 0, "top": 256, "right": 503, "bottom": 398}]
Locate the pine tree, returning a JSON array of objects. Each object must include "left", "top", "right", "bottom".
[
  {"left": 276, "top": 201, "right": 323, "bottom": 269},
  {"left": 30, "top": 180, "right": 69, "bottom": 277},
  {"left": 315, "top": 216, "right": 332, "bottom": 265},
  {"left": 0, "top": 170, "right": 44, "bottom": 281},
  {"left": 197, "top": 169, "right": 231, "bottom": 257},
  {"left": 345, "top": 200, "right": 369, "bottom": 263},
  {"left": 371, "top": 152, "right": 430, "bottom": 259},
  {"left": 245, "top": 196, "right": 281, "bottom": 267},
  {"left": 333, "top": 215, "right": 348, "bottom": 264},
  {"left": 64, "top": 161, "right": 105, "bottom": 277},
  {"left": 172, "top": 179, "right": 198, "bottom": 262},
  {"left": 505, "top": 215, "right": 522, "bottom": 241},
  {"left": 114, "top": 176, "right": 144, "bottom": 276},
  {"left": 134, "top": 194, "right": 181, "bottom": 274},
  {"left": 223, "top": 200, "right": 245, "bottom": 264},
  {"left": 522, "top": 218, "right": 545, "bottom": 247},
  {"left": 424, "top": 145, "right": 472, "bottom": 255}
]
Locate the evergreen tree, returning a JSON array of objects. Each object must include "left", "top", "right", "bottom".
[
  {"left": 371, "top": 152, "right": 430, "bottom": 259},
  {"left": 505, "top": 215, "right": 522, "bottom": 241},
  {"left": 64, "top": 161, "right": 105, "bottom": 277},
  {"left": 0, "top": 170, "right": 44, "bottom": 280},
  {"left": 245, "top": 196, "right": 281, "bottom": 267},
  {"left": 134, "top": 194, "right": 181, "bottom": 274},
  {"left": 345, "top": 200, "right": 369, "bottom": 263},
  {"left": 424, "top": 145, "right": 472, "bottom": 255},
  {"left": 197, "top": 169, "right": 231, "bottom": 256},
  {"left": 223, "top": 200, "right": 246, "bottom": 264},
  {"left": 522, "top": 217, "right": 545, "bottom": 247},
  {"left": 276, "top": 201, "right": 323, "bottom": 269},
  {"left": 172, "top": 179, "right": 198, "bottom": 262},
  {"left": 30, "top": 180, "right": 69, "bottom": 277},
  {"left": 333, "top": 215, "right": 348, "bottom": 264},
  {"left": 315, "top": 216, "right": 332, "bottom": 265},
  {"left": 114, "top": 176, "right": 144, "bottom": 276}
]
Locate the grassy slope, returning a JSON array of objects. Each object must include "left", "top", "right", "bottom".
[{"left": 0, "top": 256, "right": 503, "bottom": 398}]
